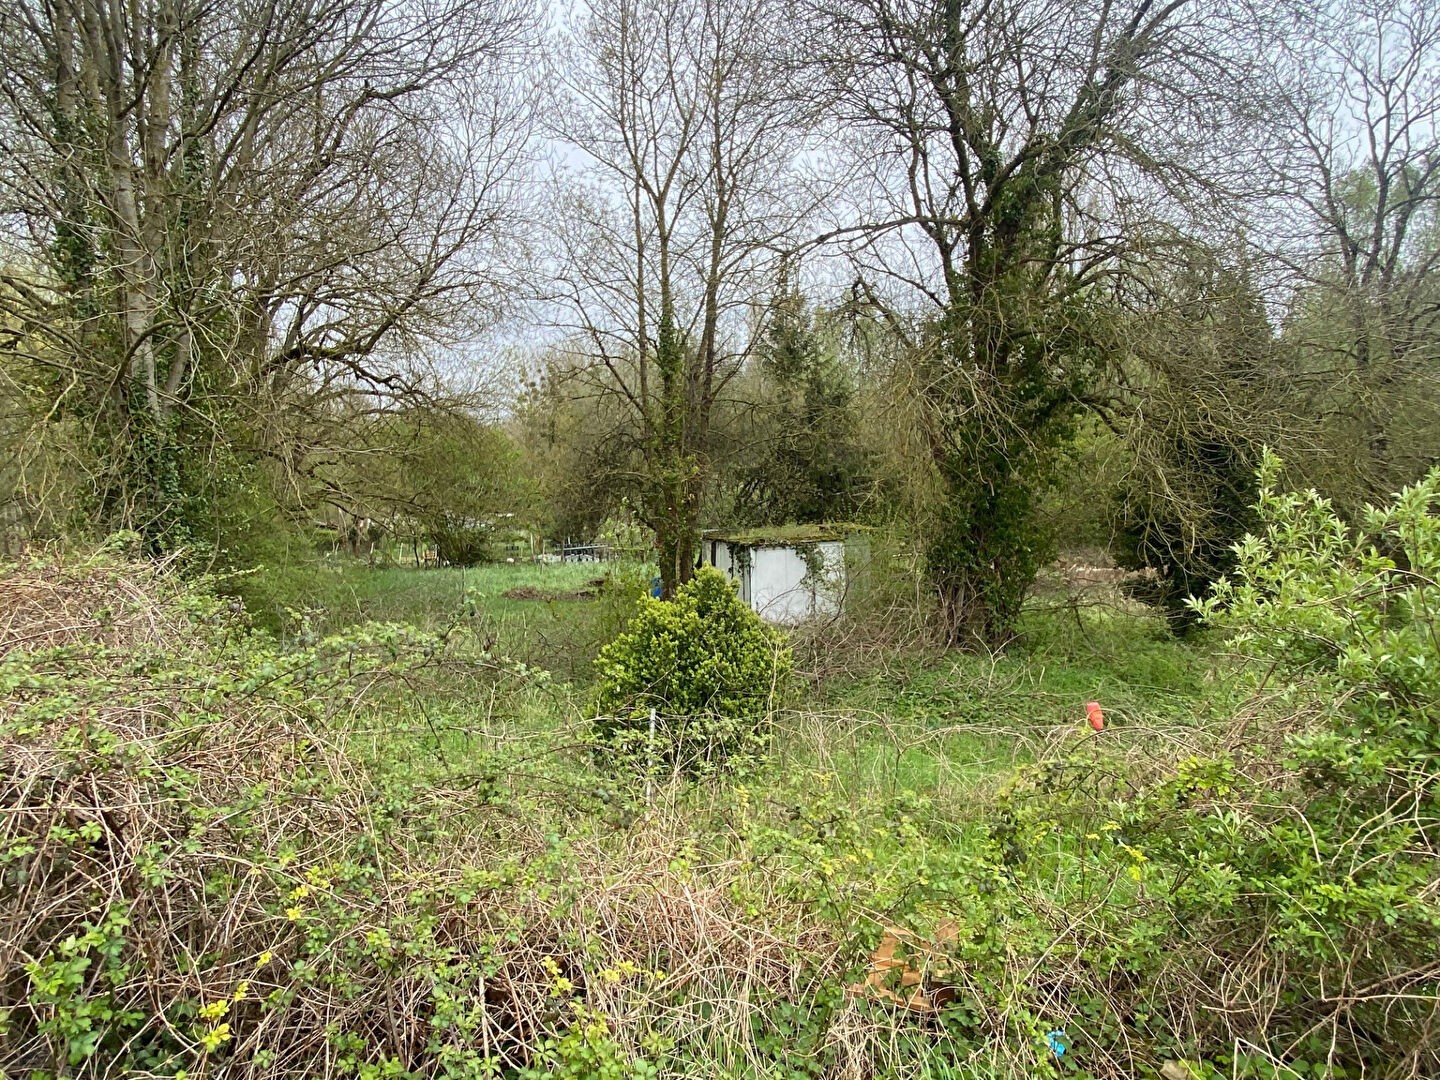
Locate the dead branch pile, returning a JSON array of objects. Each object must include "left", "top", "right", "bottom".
[{"left": 0, "top": 550, "right": 197, "bottom": 656}]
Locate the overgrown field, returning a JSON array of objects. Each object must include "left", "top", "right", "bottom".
[
  {"left": 224, "top": 558, "right": 659, "bottom": 688},
  {"left": 4, "top": 469, "right": 1439, "bottom": 1080}
]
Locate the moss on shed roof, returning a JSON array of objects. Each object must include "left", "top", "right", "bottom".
[{"left": 701, "top": 523, "right": 865, "bottom": 546}]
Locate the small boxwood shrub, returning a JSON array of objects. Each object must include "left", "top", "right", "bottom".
[{"left": 592, "top": 566, "right": 791, "bottom": 771}]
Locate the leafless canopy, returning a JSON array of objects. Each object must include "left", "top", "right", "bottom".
[
  {"left": 0, "top": 0, "right": 536, "bottom": 533},
  {"left": 1263, "top": 0, "right": 1440, "bottom": 499},
  {"left": 543, "top": 0, "right": 820, "bottom": 592}
]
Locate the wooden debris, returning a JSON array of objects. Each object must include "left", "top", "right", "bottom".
[{"left": 847, "top": 920, "right": 959, "bottom": 1013}]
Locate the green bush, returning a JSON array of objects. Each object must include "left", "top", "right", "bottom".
[
  {"left": 592, "top": 566, "right": 791, "bottom": 771},
  {"left": 429, "top": 514, "right": 496, "bottom": 566},
  {"left": 793, "top": 457, "right": 1440, "bottom": 1075},
  {"left": 581, "top": 562, "right": 649, "bottom": 634},
  {"left": 1037, "top": 456, "right": 1440, "bottom": 1071},
  {"left": 1135, "top": 453, "right": 1440, "bottom": 1069}
]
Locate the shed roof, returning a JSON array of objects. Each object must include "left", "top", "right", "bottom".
[{"left": 702, "top": 523, "right": 863, "bottom": 546}]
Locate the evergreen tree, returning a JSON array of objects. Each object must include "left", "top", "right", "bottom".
[{"left": 733, "top": 286, "right": 872, "bottom": 525}]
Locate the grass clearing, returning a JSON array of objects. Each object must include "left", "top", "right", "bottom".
[
  {"left": 800, "top": 595, "right": 1213, "bottom": 807},
  {"left": 291, "top": 561, "right": 1215, "bottom": 826},
  {"left": 245, "top": 559, "right": 621, "bottom": 627},
  {"left": 234, "top": 559, "right": 656, "bottom": 680}
]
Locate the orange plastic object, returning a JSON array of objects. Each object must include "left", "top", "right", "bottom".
[{"left": 1085, "top": 701, "right": 1105, "bottom": 731}]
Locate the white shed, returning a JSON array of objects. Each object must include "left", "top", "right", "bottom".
[{"left": 702, "top": 526, "right": 857, "bottom": 625}]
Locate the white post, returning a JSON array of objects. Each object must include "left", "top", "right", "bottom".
[{"left": 646, "top": 707, "right": 657, "bottom": 806}]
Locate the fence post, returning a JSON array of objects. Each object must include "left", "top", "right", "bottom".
[{"left": 646, "top": 707, "right": 657, "bottom": 807}]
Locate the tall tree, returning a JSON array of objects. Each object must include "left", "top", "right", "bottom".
[
  {"left": 547, "top": 0, "right": 812, "bottom": 596},
  {"left": 512, "top": 350, "right": 642, "bottom": 542},
  {"left": 1268, "top": 0, "right": 1440, "bottom": 506},
  {"left": 1108, "top": 247, "right": 1286, "bottom": 630},
  {"left": 811, "top": 0, "right": 1259, "bottom": 647},
  {"left": 730, "top": 281, "right": 874, "bottom": 525},
  {"left": 0, "top": 0, "right": 535, "bottom": 550}
]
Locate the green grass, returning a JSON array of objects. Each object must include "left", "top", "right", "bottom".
[
  {"left": 275, "top": 560, "right": 616, "bottom": 625},
  {"left": 240, "top": 555, "right": 1214, "bottom": 815},
  {"left": 234, "top": 557, "right": 651, "bottom": 662},
  {"left": 803, "top": 599, "right": 1214, "bottom": 805},
  {"left": 253, "top": 555, "right": 1212, "bottom": 752},
  {"left": 828, "top": 604, "right": 1207, "bottom": 726}
]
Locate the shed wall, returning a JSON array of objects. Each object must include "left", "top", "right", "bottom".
[
  {"left": 707, "top": 540, "right": 748, "bottom": 604},
  {"left": 749, "top": 542, "right": 843, "bottom": 623},
  {"left": 704, "top": 538, "right": 846, "bottom": 623}
]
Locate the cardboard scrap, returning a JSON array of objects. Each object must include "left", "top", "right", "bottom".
[{"left": 847, "top": 919, "right": 960, "bottom": 1013}]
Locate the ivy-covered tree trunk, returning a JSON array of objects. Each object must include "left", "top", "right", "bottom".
[
  {"left": 646, "top": 308, "right": 703, "bottom": 599},
  {"left": 651, "top": 464, "right": 702, "bottom": 600},
  {"left": 38, "top": 0, "right": 191, "bottom": 550},
  {"left": 923, "top": 295, "right": 1084, "bottom": 649},
  {"left": 929, "top": 442, "right": 1053, "bottom": 649},
  {"left": 823, "top": 0, "right": 1215, "bottom": 650},
  {"left": 654, "top": 499, "right": 700, "bottom": 599}
]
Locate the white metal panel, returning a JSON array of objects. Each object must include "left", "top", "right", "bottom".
[
  {"left": 810, "top": 541, "right": 845, "bottom": 617},
  {"left": 707, "top": 539, "right": 751, "bottom": 603},
  {"left": 704, "top": 537, "right": 846, "bottom": 623},
  {"left": 749, "top": 541, "right": 844, "bottom": 624}
]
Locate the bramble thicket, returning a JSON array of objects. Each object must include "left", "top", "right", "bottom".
[{"left": 2, "top": 0, "right": 1439, "bottom": 1076}]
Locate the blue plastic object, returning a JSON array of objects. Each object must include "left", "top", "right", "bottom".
[
  {"left": 1045, "top": 1029, "right": 1068, "bottom": 1057},
  {"left": 650, "top": 577, "right": 663, "bottom": 598}
]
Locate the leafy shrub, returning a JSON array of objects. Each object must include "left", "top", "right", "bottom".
[
  {"left": 575, "top": 562, "right": 653, "bottom": 666},
  {"left": 596, "top": 511, "right": 653, "bottom": 556},
  {"left": 592, "top": 566, "right": 791, "bottom": 771},
  {"left": 430, "top": 513, "right": 496, "bottom": 566},
  {"left": 1164, "top": 453, "right": 1440, "bottom": 1069},
  {"left": 756, "top": 458, "right": 1440, "bottom": 1077},
  {"left": 952, "top": 457, "right": 1440, "bottom": 1074}
]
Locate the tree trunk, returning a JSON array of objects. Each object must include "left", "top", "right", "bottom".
[
  {"left": 648, "top": 294, "right": 704, "bottom": 599},
  {"left": 929, "top": 510, "right": 1019, "bottom": 651},
  {"left": 935, "top": 575, "right": 991, "bottom": 650}
]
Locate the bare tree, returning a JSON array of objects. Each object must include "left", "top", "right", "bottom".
[
  {"left": 0, "top": 0, "right": 535, "bottom": 546},
  {"left": 1268, "top": 0, "right": 1440, "bottom": 505},
  {"left": 546, "top": 0, "right": 815, "bottom": 596},
  {"left": 807, "top": 0, "right": 1263, "bottom": 647}
]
